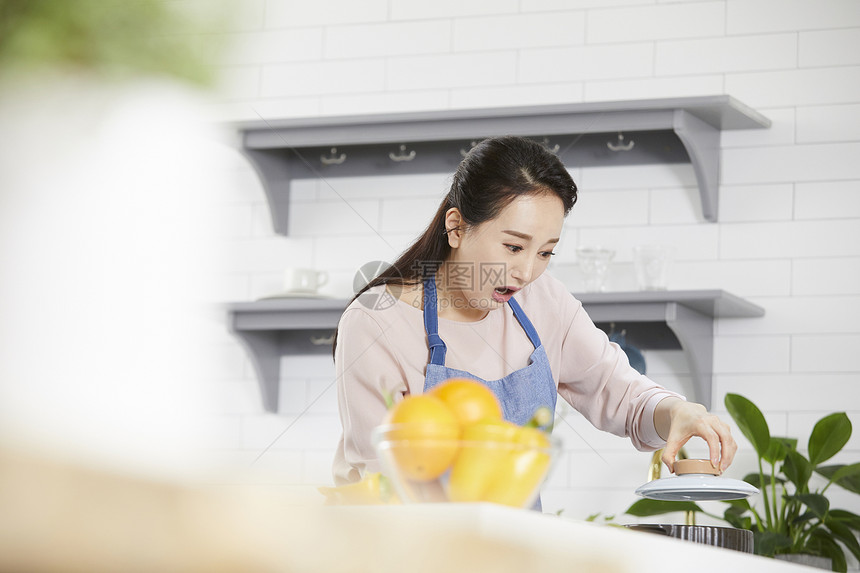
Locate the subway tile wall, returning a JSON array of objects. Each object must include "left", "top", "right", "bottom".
[{"left": 204, "top": 0, "right": 860, "bottom": 523}]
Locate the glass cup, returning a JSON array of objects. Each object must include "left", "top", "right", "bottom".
[
  {"left": 633, "top": 246, "right": 673, "bottom": 290},
  {"left": 576, "top": 247, "right": 615, "bottom": 292}
]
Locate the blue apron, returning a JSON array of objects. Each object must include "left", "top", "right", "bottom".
[{"left": 421, "top": 276, "right": 557, "bottom": 510}]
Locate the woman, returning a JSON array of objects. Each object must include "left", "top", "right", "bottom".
[{"left": 332, "top": 136, "right": 736, "bottom": 493}]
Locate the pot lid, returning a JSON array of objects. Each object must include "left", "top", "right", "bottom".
[{"left": 635, "top": 459, "right": 759, "bottom": 501}]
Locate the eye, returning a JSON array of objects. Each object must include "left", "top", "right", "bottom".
[
  {"left": 539, "top": 251, "right": 557, "bottom": 259},
  {"left": 505, "top": 244, "right": 523, "bottom": 253}
]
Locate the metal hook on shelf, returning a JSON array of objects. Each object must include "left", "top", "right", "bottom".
[
  {"left": 320, "top": 147, "right": 346, "bottom": 165},
  {"left": 389, "top": 144, "right": 416, "bottom": 162},
  {"left": 607, "top": 132, "right": 635, "bottom": 152},
  {"left": 310, "top": 334, "right": 335, "bottom": 346},
  {"left": 541, "top": 137, "right": 560, "bottom": 154},
  {"left": 460, "top": 140, "right": 479, "bottom": 157}
]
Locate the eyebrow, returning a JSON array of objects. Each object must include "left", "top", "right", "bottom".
[{"left": 502, "top": 230, "right": 560, "bottom": 244}]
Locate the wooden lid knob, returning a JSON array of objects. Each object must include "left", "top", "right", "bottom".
[{"left": 675, "top": 458, "right": 721, "bottom": 476}]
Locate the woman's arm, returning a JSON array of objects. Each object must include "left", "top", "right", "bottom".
[
  {"left": 332, "top": 307, "right": 408, "bottom": 484},
  {"left": 539, "top": 272, "right": 738, "bottom": 472},
  {"left": 553, "top": 294, "right": 683, "bottom": 451}
]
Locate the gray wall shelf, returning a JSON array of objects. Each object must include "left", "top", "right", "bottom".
[
  {"left": 235, "top": 95, "right": 770, "bottom": 232},
  {"left": 227, "top": 290, "right": 765, "bottom": 412}
]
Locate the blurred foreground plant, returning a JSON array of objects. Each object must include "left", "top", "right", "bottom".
[{"left": 0, "top": 0, "right": 230, "bottom": 85}]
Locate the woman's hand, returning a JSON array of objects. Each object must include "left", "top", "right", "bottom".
[{"left": 654, "top": 397, "right": 737, "bottom": 474}]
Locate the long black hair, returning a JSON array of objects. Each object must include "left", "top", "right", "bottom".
[{"left": 332, "top": 135, "right": 578, "bottom": 357}]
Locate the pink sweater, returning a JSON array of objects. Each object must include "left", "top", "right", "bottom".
[{"left": 332, "top": 271, "right": 682, "bottom": 484}]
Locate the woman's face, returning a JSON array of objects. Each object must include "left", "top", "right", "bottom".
[{"left": 442, "top": 192, "right": 565, "bottom": 316}]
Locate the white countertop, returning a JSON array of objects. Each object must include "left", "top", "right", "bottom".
[
  {"left": 285, "top": 503, "right": 820, "bottom": 573},
  {"left": 0, "top": 444, "right": 821, "bottom": 573}
]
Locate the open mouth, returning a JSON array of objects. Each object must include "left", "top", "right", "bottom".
[{"left": 494, "top": 286, "right": 518, "bottom": 296}]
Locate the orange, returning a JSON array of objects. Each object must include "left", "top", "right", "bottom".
[
  {"left": 446, "top": 420, "right": 554, "bottom": 507},
  {"left": 447, "top": 419, "right": 519, "bottom": 502},
  {"left": 482, "top": 426, "right": 552, "bottom": 507},
  {"left": 429, "top": 378, "right": 503, "bottom": 428},
  {"left": 382, "top": 394, "right": 460, "bottom": 481}
]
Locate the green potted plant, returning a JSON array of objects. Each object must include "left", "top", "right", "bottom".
[{"left": 625, "top": 393, "right": 860, "bottom": 572}]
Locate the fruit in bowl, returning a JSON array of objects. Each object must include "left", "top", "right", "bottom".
[
  {"left": 382, "top": 393, "right": 460, "bottom": 481},
  {"left": 372, "top": 378, "right": 560, "bottom": 508}
]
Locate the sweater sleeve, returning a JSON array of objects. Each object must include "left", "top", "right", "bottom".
[
  {"left": 552, "top": 289, "right": 684, "bottom": 451},
  {"left": 332, "top": 306, "right": 409, "bottom": 485}
]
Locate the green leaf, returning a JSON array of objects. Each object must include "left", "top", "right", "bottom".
[
  {"left": 826, "top": 518, "right": 860, "bottom": 562},
  {"left": 740, "top": 472, "right": 783, "bottom": 489},
  {"left": 764, "top": 438, "right": 788, "bottom": 464},
  {"left": 807, "top": 529, "right": 847, "bottom": 572},
  {"left": 791, "top": 510, "right": 817, "bottom": 527},
  {"left": 723, "top": 498, "right": 752, "bottom": 511},
  {"left": 818, "top": 463, "right": 860, "bottom": 494},
  {"left": 723, "top": 502, "right": 753, "bottom": 529},
  {"left": 723, "top": 504, "right": 747, "bottom": 518},
  {"left": 723, "top": 512, "right": 744, "bottom": 529},
  {"left": 624, "top": 498, "right": 702, "bottom": 517},
  {"left": 764, "top": 436, "right": 797, "bottom": 464},
  {"left": 778, "top": 436, "right": 798, "bottom": 451},
  {"left": 791, "top": 493, "right": 830, "bottom": 518},
  {"left": 808, "top": 412, "right": 852, "bottom": 466},
  {"left": 829, "top": 509, "right": 860, "bottom": 531},
  {"left": 831, "top": 462, "right": 860, "bottom": 485},
  {"left": 725, "top": 393, "right": 771, "bottom": 457},
  {"left": 783, "top": 450, "right": 813, "bottom": 491},
  {"left": 755, "top": 531, "right": 792, "bottom": 557}
]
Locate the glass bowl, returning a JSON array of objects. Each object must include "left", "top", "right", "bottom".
[{"left": 371, "top": 423, "right": 562, "bottom": 508}]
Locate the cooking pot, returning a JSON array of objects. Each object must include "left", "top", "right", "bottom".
[
  {"left": 624, "top": 524, "right": 753, "bottom": 553},
  {"left": 625, "top": 455, "right": 758, "bottom": 553}
]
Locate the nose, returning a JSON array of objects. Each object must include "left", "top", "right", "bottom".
[{"left": 510, "top": 259, "right": 535, "bottom": 285}]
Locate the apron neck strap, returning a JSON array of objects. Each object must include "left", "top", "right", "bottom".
[
  {"left": 422, "top": 276, "right": 447, "bottom": 365},
  {"left": 507, "top": 297, "right": 542, "bottom": 349},
  {"left": 423, "top": 277, "right": 543, "bottom": 366}
]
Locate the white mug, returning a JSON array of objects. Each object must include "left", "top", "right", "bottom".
[{"left": 283, "top": 267, "right": 328, "bottom": 294}]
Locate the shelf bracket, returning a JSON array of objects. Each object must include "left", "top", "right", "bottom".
[
  {"left": 231, "top": 329, "right": 281, "bottom": 413},
  {"left": 241, "top": 147, "right": 293, "bottom": 235},
  {"left": 664, "top": 302, "right": 714, "bottom": 410},
  {"left": 673, "top": 110, "right": 721, "bottom": 222}
]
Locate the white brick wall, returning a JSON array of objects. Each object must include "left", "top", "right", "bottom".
[
  {"left": 325, "top": 21, "right": 451, "bottom": 59},
  {"left": 726, "top": 0, "right": 860, "bottom": 34},
  {"left": 586, "top": 2, "right": 726, "bottom": 43},
  {"left": 800, "top": 28, "right": 860, "bottom": 67},
  {"left": 204, "top": 0, "right": 860, "bottom": 526},
  {"left": 655, "top": 33, "right": 798, "bottom": 75},
  {"left": 266, "top": 0, "right": 388, "bottom": 28},
  {"left": 454, "top": 12, "right": 587, "bottom": 51},
  {"left": 725, "top": 67, "right": 860, "bottom": 107}
]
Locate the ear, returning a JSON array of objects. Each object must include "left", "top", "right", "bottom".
[{"left": 443, "top": 208, "right": 464, "bottom": 248}]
